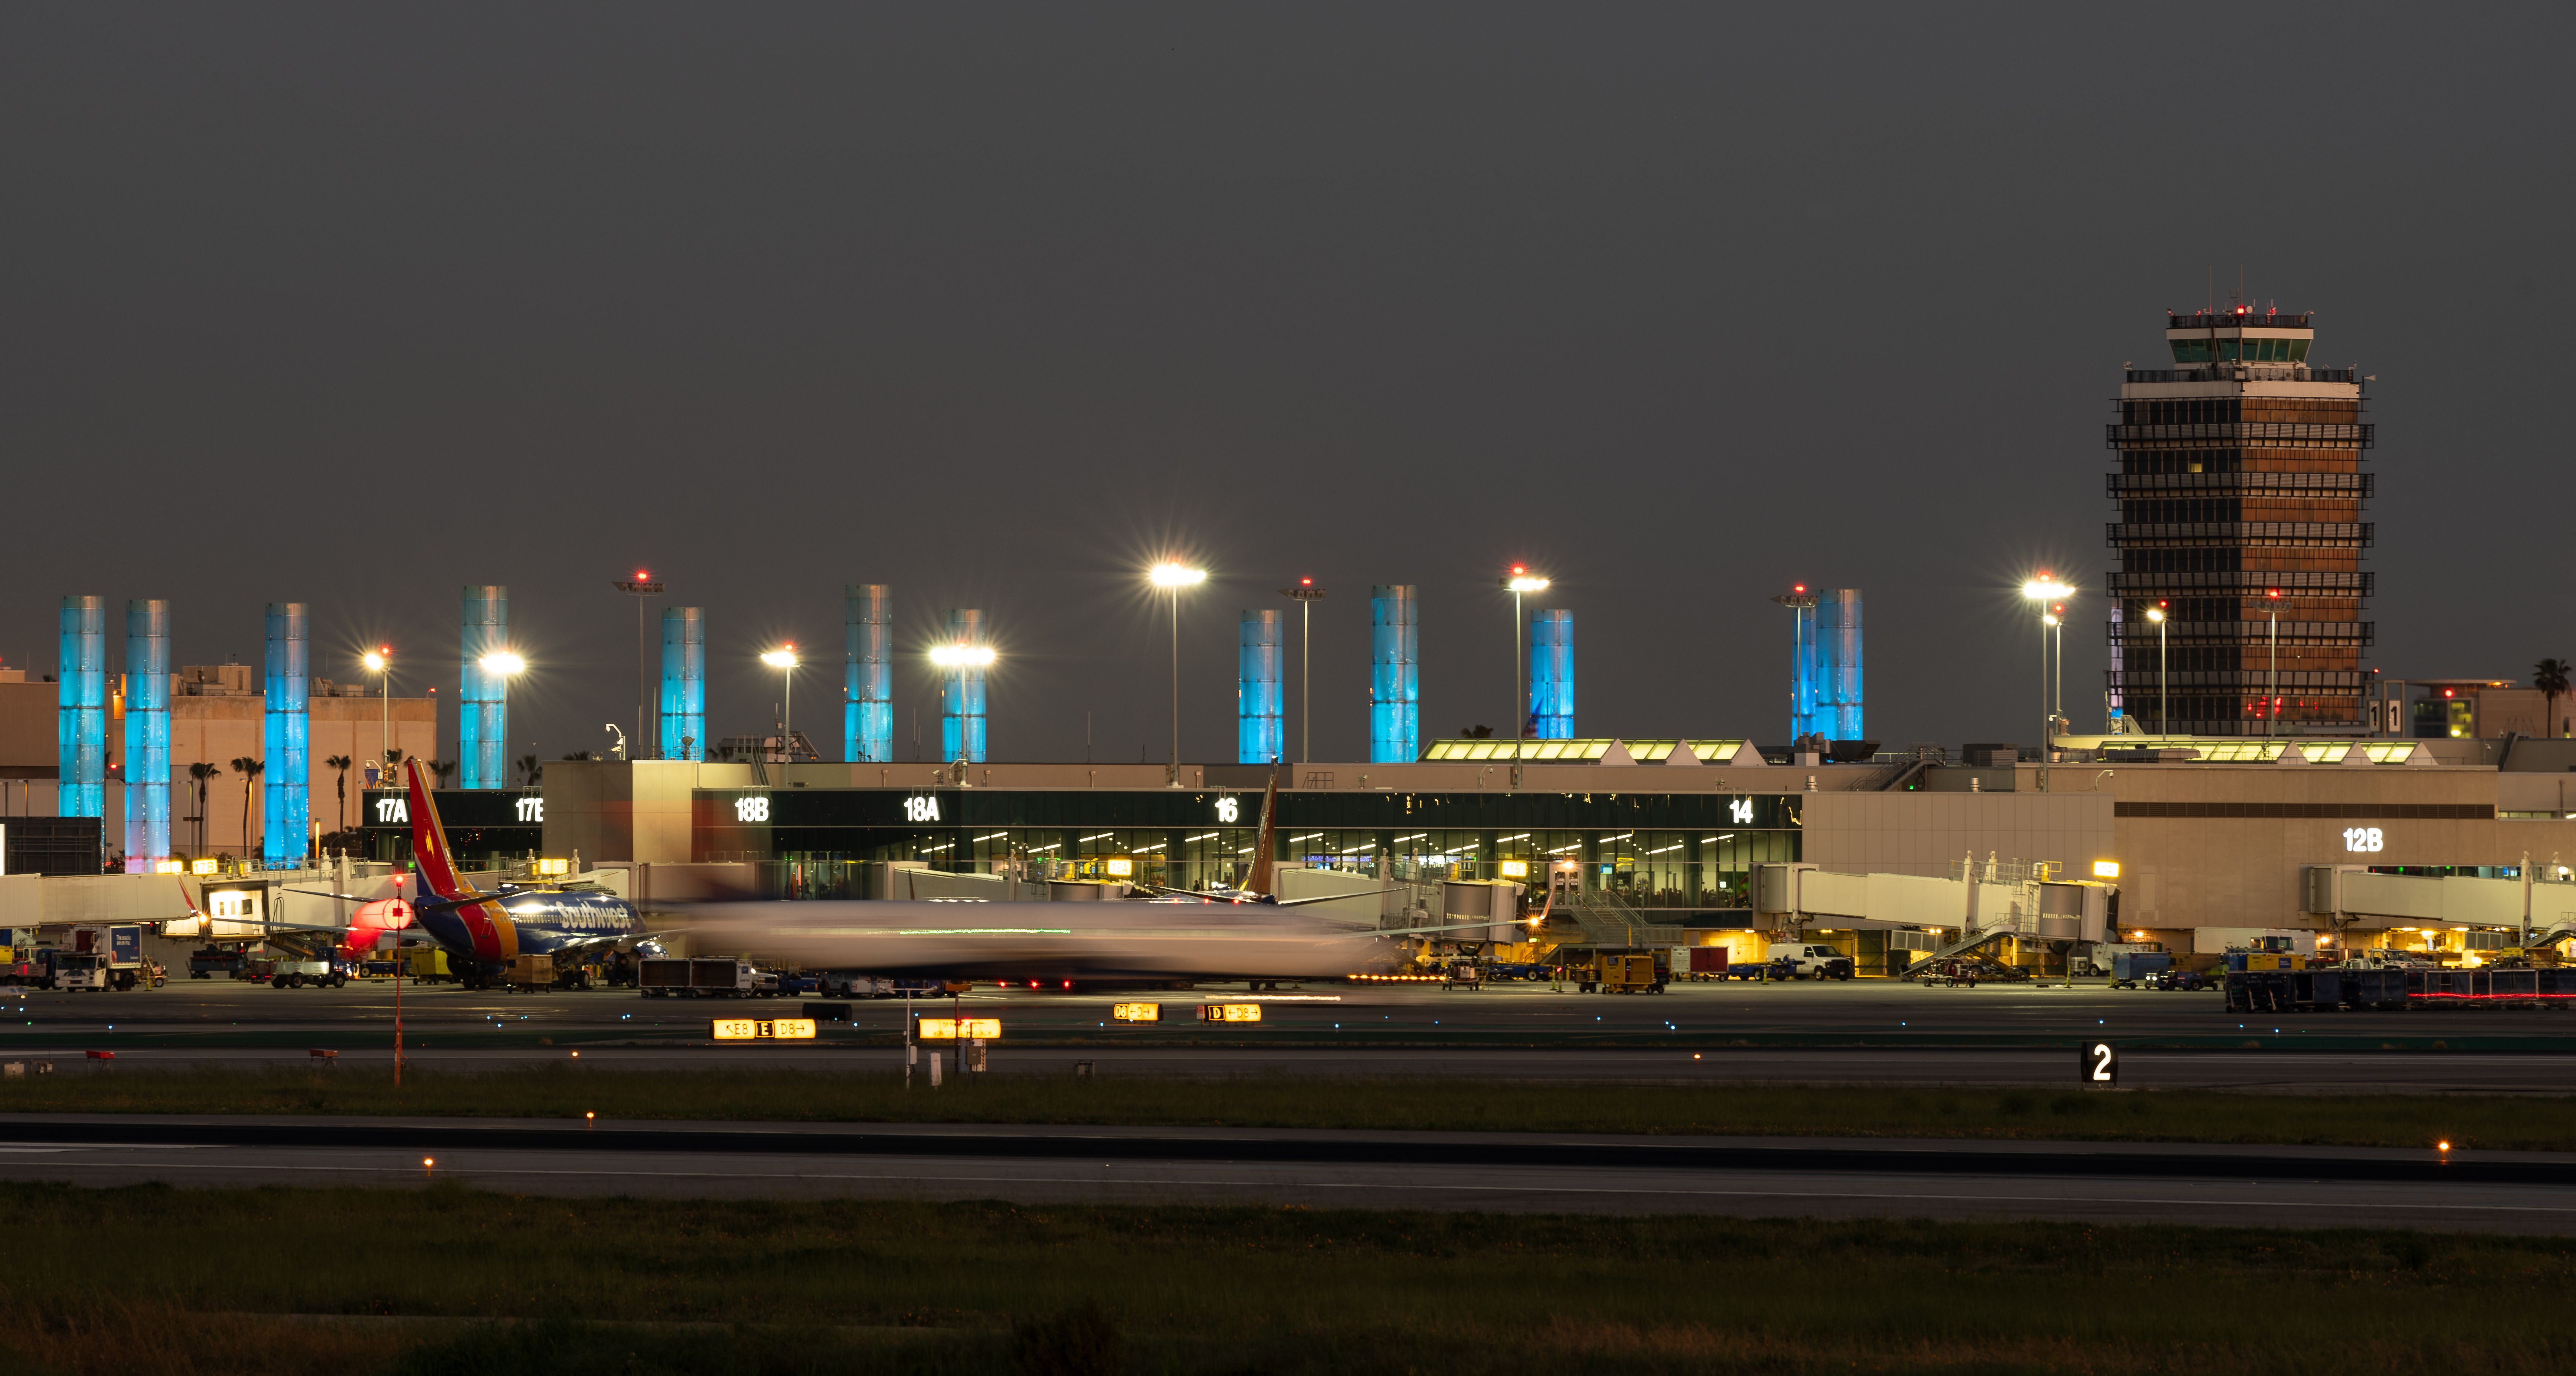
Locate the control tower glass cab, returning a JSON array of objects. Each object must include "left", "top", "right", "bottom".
[{"left": 2104, "top": 309, "right": 2373, "bottom": 735}]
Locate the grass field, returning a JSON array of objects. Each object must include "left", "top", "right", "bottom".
[
  {"left": 0, "top": 1186, "right": 2570, "bottom": 1374},
  {"left": 0, "top": 1064, "right": 2561, "bottom": 1150}
]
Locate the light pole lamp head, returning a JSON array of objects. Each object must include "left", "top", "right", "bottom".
[
  {"left": 2021, "top": 574, "right": 2075, "bottom": 601},
  {"left": 363, "top": 650, "right": 388, "bottom": 672},
  {"left": 1503, "top": 570, "right": 1550, "bottom": 593},
  {"left": 1150, "top": 562, "right": 1206, "bottom": 588},
  {"left": 477, "top": 651, "right": 525, "bottom": 676},
  {"left": 1279, "top": 577, "right": 1325, "bottom": 601},
  {"left": 760, "top": 649, "right": 800, "bottom": 670},
  {"left": 2144, "top": 607, "right": 2164, "bottom": 623},
  {"left": 928, "top": 645, "right": 996, "bottom": 668}
]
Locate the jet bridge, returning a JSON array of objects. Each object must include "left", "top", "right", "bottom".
[
  {"left": 2305, "top": 864, "right": 2576, "bottom": 945},
  {"left": 1755, "top": 859, "right": 2114, "bottom": 959}
]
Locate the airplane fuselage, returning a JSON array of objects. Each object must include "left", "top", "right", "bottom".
[{"left": 689, "top": 898, "right": 1401, "bottom": 982}]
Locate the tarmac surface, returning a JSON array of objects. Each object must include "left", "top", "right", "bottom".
[
  {"left": 0, "top": 978, "right": 2568, "bottom": 1091},
  {"left": 0, "top": 1113, "right": 2567, "bottom": 1231}
]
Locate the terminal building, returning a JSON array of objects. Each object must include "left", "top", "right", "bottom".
[{"left": 317, "top": 734, "right": 2576, "bottom": 976}]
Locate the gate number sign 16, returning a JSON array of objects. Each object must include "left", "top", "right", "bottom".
[{"left": 2081, "top": 1041, "right": 2118, "bottom": 1086}]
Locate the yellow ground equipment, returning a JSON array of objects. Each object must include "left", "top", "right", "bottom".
[{"left": 1577, "top": 952, "right": 1667, "bottom": 994}]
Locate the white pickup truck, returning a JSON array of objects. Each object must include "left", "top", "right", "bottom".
[{"left": 1765, "top": 943, "right": 1857, "bottom": 981}]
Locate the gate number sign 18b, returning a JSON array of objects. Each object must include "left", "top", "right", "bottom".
[{"left": 2082, "top": 1041, "right": 2118, "bottom": 1086}]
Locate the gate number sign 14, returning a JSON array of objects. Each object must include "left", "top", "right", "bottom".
[{"left": 2082, "top": 1041, "right": 2118, "bottom": 1086}]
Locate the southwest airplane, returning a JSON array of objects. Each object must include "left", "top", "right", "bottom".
[{"left": 398, "top": 758, "right": 653, "bottom": 986}]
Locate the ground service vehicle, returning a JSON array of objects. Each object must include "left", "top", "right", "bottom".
[
  {"left": 188, "top": 948, "right": 247, "bottom": 979},
  {"left": 403, "top": 948, "right": 456, "bottom": 984},
  {"left": 1678, "top": 948, "right": 1730, "bottom": 981},
  {"left": 1575, "top": 952, "right": 1667, "bottom": 994},
  {"left": 2, "top": 950, "right": 109, "bottom": 991},
  {"left": 2106, "top": 948, "right": 2173, "bottom": 989},
  {"left": 70, "top": 926, "right": 148, "bottom": 990},
  {"left": 639, "top": 958, "right": 768, "bottom": 997},
  {"left": 269, "top": 959, "right": 348, "bottom": 989},
  {"left": 1765, "top": 943, "right": 1856, "bottom": 981}
]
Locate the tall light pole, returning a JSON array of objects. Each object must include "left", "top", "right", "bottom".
[
  {"left": 1502, "top": 566, "right": 1549, "bottom": 757},
  {"left": 2051, "top": 602, "right": 2066, "bottom": 735},
  {"left": 1150, "top": 562, "right": 1205, "bottom": 785},
  {"left": 614, "top": 572, "right": 664, "bottom": 758},
  {"left": 2265, "top": 587, "right": 2282, "bottom": 738},
  {"left": 2145, "top": 603, "right": 2168, "bottom": 736},
  {"left": 362, "top": 648, "right": 391, "bottom": 775},
  {"left": 1279, "top": 578, "right": 1323, "bottom": 763},
  {"left": 762, "top": 646, "right": 800, "bottom": 765},
  {"left": 2022, "top": 574, "right": 2074, "bottom": 792}
]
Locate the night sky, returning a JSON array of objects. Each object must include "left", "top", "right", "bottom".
[{"left": 3, "top": 6, "right": 2567, "bottom": 765}]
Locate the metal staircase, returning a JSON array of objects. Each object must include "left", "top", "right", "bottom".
[{"left": 1563, "top": 886, "right": 1688, "bottom": 948}]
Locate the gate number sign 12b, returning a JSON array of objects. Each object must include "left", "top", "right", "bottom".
[{"left": 2082, "top": 1041, "right": 2118, "bottom": 1086}]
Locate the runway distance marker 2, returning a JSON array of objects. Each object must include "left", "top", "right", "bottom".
[
  {"left": 2081, "top": 1040, "right": 2118, "bottom": 1085},
  {"left": 711, "top": 1018, "right": 817, "bottom": 1041}
]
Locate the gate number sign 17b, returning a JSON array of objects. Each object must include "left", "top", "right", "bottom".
[{"left": 2081, "top": 1041, "right": 2118, "bottom": 1086}]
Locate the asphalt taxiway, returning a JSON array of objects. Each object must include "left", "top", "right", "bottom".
[{"left": 0, "top": 1114, "right": 2564, "bottom": 1231}]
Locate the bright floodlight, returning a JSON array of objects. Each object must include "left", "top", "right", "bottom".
[
  {"left": 362, "top": 651, "right": 387, "bottom": 672},
  {"left": 1506, "top": 574, "right": 1550, "bottom": 593},
  {"left": 478, "top": 651, "right": 525, "bottom": 676},
  {"left": 760, "top": 649, "right": 799, "bottom": 669},
  {"left": 2021, "top": 575, "right": 2075, "bottom": 600},
  {"left": 929, "top": 645, "right": 997, "bottom": 668},
  {"left": 2145, "top": 607, "right": 2164, "bottom": 623},
  {"left": 1149, "top": 562, "right": 1206, "bottom": 588}
]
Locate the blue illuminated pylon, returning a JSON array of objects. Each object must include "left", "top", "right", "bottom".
[
  {"left": 845, "top": 585, "right": 892, "bottom": 763},
  {"left": 262, "top": 602, "right": 309, "bottom": 869},
  {"left": 660, "top": 607, "right": 706, "bottom": 761},
  {"left": 459, "top": 586, "right": 508, "bottom": 789},
  {"left": 1238, "top": 610, "right": 1282, "bottom": 764},
  {"left": 57, "top": 596, "right": 107, "bottom": 820},
  {"left": 1527, "top": 608, "right": 1573, "bottom": 740},
  {"left": 1370, "top": 585, "right": 1418, "bottom": 763},
  {"left": 123, "top": 600, "right": 170, "bottom": 871}
]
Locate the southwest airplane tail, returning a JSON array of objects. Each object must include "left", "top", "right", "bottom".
[
  {"left": 404, "top": 758, "right": 474, "bottom": 905},
  {"left": 404, "top": 758, "right": 520, "bottom": 968}
]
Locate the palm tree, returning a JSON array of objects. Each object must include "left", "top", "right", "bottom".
[
  {"left": 430, "top": 759, "right": 458, "bottom": 787},
  {"left": 2537, "top": 658, "right": 2573, "bottom": 739},
  {"left": 517, "top": 753, "right": 543, "bottom": 787},
  {"left": 186, "top": 761, "right": 222, "bottom": 857},
  {"left": 325, "top": 754, "right": 352, "bottom": 833},
  {"left": 230, "top": 756, "right": 264, "bottom": 856}
]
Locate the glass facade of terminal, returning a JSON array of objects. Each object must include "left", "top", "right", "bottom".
[
  {"left": 715, "top": 788, "right": 1799, "bottom": 908},
  {"left": 359, "top": 786, "right": 1803, "bottom": 912}
]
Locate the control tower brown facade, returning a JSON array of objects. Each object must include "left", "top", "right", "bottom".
[{"left": 2105, "top": 310, "right": 2373, "bottom": 735}]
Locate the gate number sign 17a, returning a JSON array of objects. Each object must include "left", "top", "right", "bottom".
[{"left": 2082, "top": 1041, "right": 2118, "bottom": 1086}]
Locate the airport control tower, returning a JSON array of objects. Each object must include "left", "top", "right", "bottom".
[{"left": 2105, "top": 308, "right": 2373, "bottom": 734}]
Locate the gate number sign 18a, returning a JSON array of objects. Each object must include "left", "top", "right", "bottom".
[{"left": 2082, "top": 1041, "right": 2118, "bottom": 1086}]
